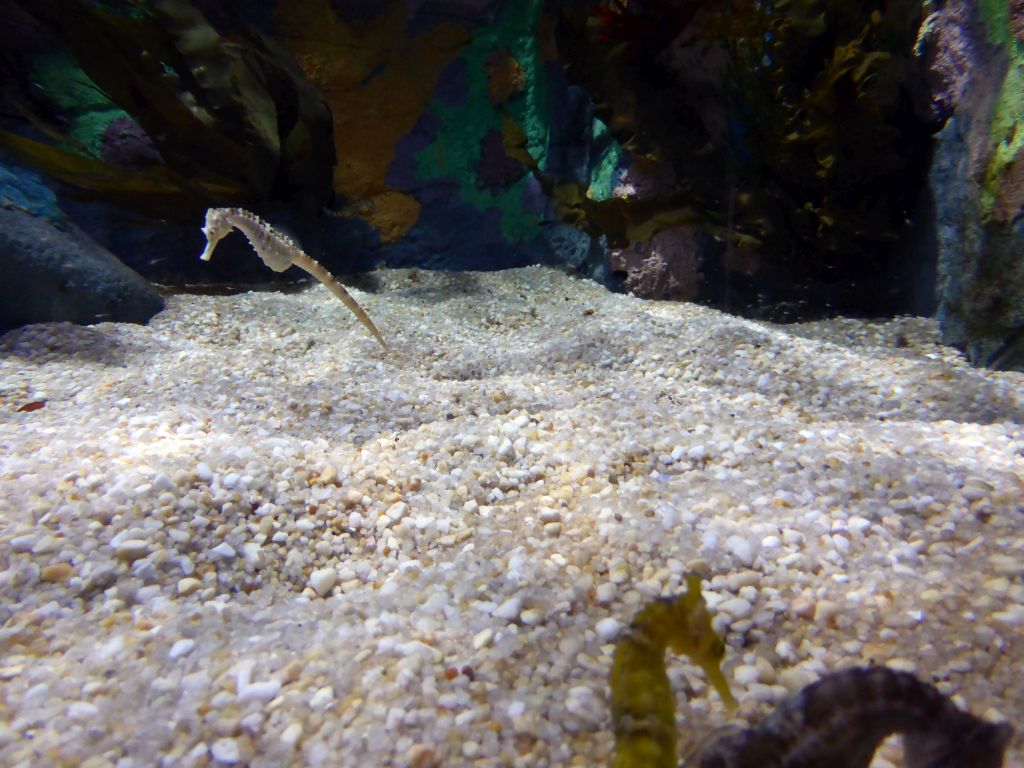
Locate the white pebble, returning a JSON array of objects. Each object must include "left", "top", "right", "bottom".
[
  {"left": 656, "top": 502, "right": 680, "bottom": 529},
  {"left": 565, "top": 685, "right": 603, "bottom": 721},
  {"left": 387, "top": 502, "right": 409, "bottom": 523},
  {"left": 993, "top": 605, "right": 1024, "bottom": 627},
  {"left": 210, "top": 737, "right": 240, "bottom": 764},
  {"left": 242, "top": 542, "right": 264, "bottom": 566},
  {"left": 496, "top": 438, "right": 516, "bottom": 462},
  {"left": 718, "top": 597, "right": 753, "bottom": 619},
  {"left": 492, "top": 597, "right": 522, "bottom": 621},
  {"left": 725, "top": 535, "right": 758, "bottom": 566},
  {"left": 309, "top": 685, "right": 334, "bottom": 710},
  {"left": 169, "top": 639, "right": 196, "bottom": 659},
  {"left": 595, "top": 582, "right": 617, "bottom": 604},
  {"left": 595, "top": 617, "right": 622, "bottom": 643},
  {"left": 733, "top": 664, "right": 761, "bottom": 686},
  {"left": 209, "top": 542, "right": 236, "bottom": 560},
  {"left": 238, "top": 679, "right": 282, "bottom": 704},
  {"left": 10, "top": 535, "right": 35, "bottom": 553},
  {"left": 67, "top": 701, "right": 99, "bottom": 720},
  {"left": 152, "top": 473, "right": 176, "bottom": 493},
  {"left": 538, "top": 507, "right": 562, "bottom": 523},
  {"left": 308, "top": 568, "right": 337, "bottom": 597}
]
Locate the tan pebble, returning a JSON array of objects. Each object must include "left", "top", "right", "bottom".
[
  {"left": 813, "top": 599, "right": 841, "bottom": 625},
  {"left": 989, "top": 554, "right": 1024, "bottom": 577},
  {"left": 551, "top": 486, "right": 574, "bottom": 501},
  {"left": 0, "top": 665, "right": 25, "bottom": 679},
  {"left": 41, "top": 563, "right": 72, "bottom": 582},
  {"left": 177, "top": 577, "right": 202, "bottom": 596},
  {"left": 520, "top": 608, "right": 543, "bottom": 625},
  {"left": 280, "top": 722, "right": 303, "bottom": 747},
  {"left": 778, "top": 667, "right": 817, "bottom": 692},
  {"left": 609, "top": 564, "right": 629, "bottom": 584},
  {"left": 472, "top": 628, "right": 494, "bottom": 650},
  {"left": 279, "top": 660, "right": 303, "bottom": 684},
  {"left": 115, "top": 539, "right": 150, "bottom": 562},
  {"left": 319, "top": 466, "right": 339, "bottom": 486},
  {"left": 408, "top": 744, "right": 440, "bottom": 768},
  {"left": 730, "top": 570, "right": 761, "bottom": 588},
  {"left": 885, "top": 658, "right": 918, "bottom": 673},
  {"left": 790, "top": 595, "right": 815, "bottom": 619}
]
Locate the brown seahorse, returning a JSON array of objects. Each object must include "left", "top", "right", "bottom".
[{"left": 684, "top": 666, "right": 1013, "bottom": 768}]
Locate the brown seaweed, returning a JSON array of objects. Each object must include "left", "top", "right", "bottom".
[{"left": 3, "top": 0, "right": 335, "bottom": 218}]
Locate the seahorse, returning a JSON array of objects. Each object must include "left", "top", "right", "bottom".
[
  {"left": 609, "top": 574, "right": 737, "bottom": 768},
  {"left": 198, "top": 207, "right": 387, "bottom": 349},
  {"left": 683, "top": 665, "right": 1014, "bottom": 768}
]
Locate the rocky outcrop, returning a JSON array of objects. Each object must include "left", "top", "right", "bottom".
[
  {"left": 929, "top": 0, "right": 1024, "bottom": 370},
  {"left": 0, "top": 205, "right": 163, "bottom": 333}
]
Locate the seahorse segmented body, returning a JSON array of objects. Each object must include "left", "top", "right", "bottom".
[
  {"left": 199, "top": 207, "right": 387, "bottom": 348},
  {"left": 609, "top": 575, "right": 736, "bottom": 768},
  {"left": 684, "top": 666, "right": 1013, "bottom": 768}
]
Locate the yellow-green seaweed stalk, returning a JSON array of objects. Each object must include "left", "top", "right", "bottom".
[{"left": 609, "top": 575, "right": 736, "bottom": 768}]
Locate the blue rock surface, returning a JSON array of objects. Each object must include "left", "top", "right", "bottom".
[{"left": 0, "top": 206, "right": 164, "bottom": 333}]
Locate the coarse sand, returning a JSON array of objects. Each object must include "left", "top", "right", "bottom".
[{"left": 0, "top": 267, "right": 1022, "bottom": 767}]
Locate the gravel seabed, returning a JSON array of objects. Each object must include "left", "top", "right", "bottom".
[{"left": 1, "top": 266, "right": 1022, "bottom": 768}]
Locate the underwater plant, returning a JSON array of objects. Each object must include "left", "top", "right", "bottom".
[
  {"left": 553, "top": 0, "right": 937, "bottom": 291},
  {"left": 199, "top": 207, "right": 387, "bottom": 349},
  {"left": 608, "top": 574, "right": 736, "bottom": 768},
  {"left": 0, "top": 0, "right": 335, "bottom": 218}
]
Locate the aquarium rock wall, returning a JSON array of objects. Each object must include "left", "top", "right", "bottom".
[
  {"left": 928, "top": 0, "right": 1024, "bottom": 370},
  {"left": 0, "top": 0, "right": 1022, "bottom": 369}
]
